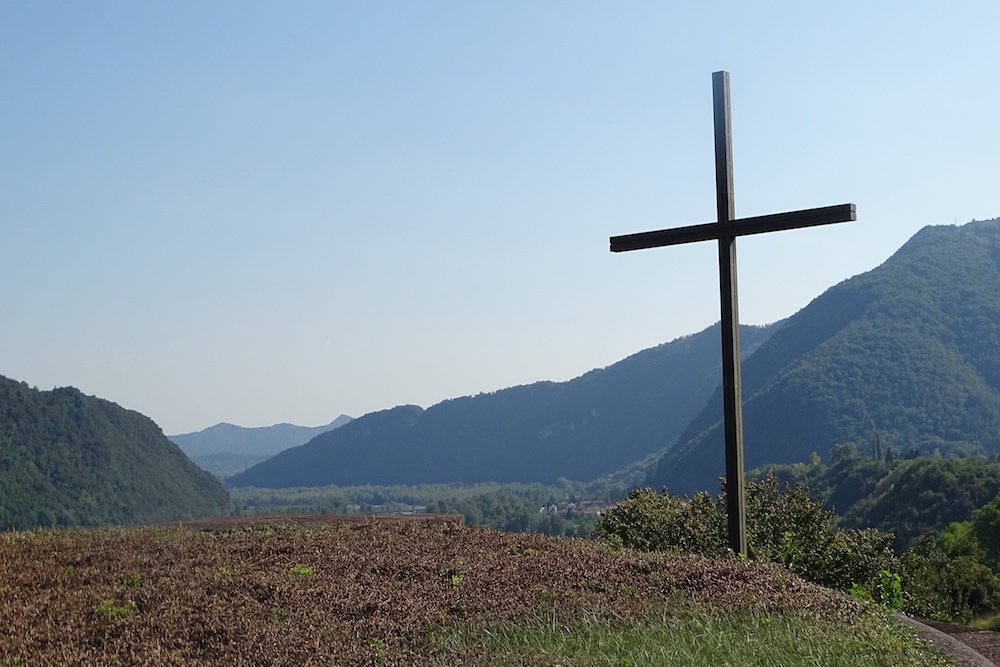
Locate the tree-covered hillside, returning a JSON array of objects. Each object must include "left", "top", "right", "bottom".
[
  {"left": 0, "top": 376, "right": 230, "bottom": 529},
  {"left": 843, "top": 456, "right": 1000, "bottom": 549},
  {"left": 754, "top": 450, "right": 1000, "bottom": 551},
  {"left": 650, "top": 218, "right": 1000, "bottom": 496},
  {"left": 227, "top": 323, "right": 775, "bottom": 488}
]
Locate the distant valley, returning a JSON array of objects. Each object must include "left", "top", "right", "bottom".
[
  {"left": 4, "top": 217, "right": 1000, "bottom": 532},
  {"left": 169, "top": 416, "right": 352, "bottom": 478},
  {"left": 225, "top": 323, "right": 776, "bottom": 489},
  {"left": 229, "top": 217, "right": 1000, "bottom": 496}
]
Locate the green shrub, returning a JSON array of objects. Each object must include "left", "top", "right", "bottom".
[
  {"left": 595, "top": 476, "right": 1000, "bottom": 621},
  {"left": 940, "top": 556, "right": 1000, "bottom": 623},
  {"left": 744, "top": 476, "right": 834, "bottom": 565},
  {"left": 971, "top": 492, "right": 1000, "bottom": 570},
  {"left": 897, "top": 546, "right": 951, "bottom": 621},
  {"left": 594, "top": 488, "right": 725, "bottom": 556},
  {"left": 803, "top": 528, "right": 896, "bottom": 594},
  {"left": 595, "top": 476, "right": 896, "bottom": 603},
  {"left": 872, "top": 570, "right": 903, "bottom": 610},
  {"left": 899, "top": 531, "right": 1000, "bottom": 622},
  {"left": 938, "top": 521, "right": 986, "bottom": 562}
]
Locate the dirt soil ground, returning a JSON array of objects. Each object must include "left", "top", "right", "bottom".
[{"left": 920, "top": 619, "right": 1000, "bottom": 666}]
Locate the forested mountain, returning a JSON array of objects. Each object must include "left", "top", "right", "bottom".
[
  {"left": 169, "top": 416, "right": 352, "bottom": 478},
  {"left": 650, "top": 218, "right": 1000, "bottom": 496},
  {"left": 756, "top": 450, "right": 1000, "bottom": 551},
  {"left": 226, "top": 323, "right": 776, "bottom": 488},
  {"left": 0, "top": 376, "right": 230, "bottom": 529}
]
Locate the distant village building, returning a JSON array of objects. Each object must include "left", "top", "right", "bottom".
[{"left": 539, "top": 500, "right": 611, "bottom": 517}]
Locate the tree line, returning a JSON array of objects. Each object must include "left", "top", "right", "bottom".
[{"left": 230, "top": 480, "right": 614, "bottom": 537}]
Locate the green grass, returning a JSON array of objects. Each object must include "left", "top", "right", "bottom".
[
  {"left": 431, "top": 608, "right": 951, "bottom": 667},
  {"left": 94, "top": 599, "right": 139, "bottom": 619},
  {"left": 970, "top": 610, "right": 1000, "bottom": 631}
]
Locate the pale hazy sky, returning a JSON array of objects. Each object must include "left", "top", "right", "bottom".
[{"left": 2, "top": 2, "right": 998, "bottom": 435}]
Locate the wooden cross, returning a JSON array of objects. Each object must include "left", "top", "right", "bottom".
[{"left": 610, "top": 71, "right": 856, "bottom": 555}]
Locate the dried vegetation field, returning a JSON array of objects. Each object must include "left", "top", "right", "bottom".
[{"left": 0, "top": 515, "right": 937, "bottom": 666}]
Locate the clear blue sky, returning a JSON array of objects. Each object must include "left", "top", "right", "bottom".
[{"left": 2, "top": 2, "right": 998, "bottom": 435}]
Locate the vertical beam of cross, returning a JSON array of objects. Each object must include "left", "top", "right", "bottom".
[
  {"left": 713, "top": 71, "right": 747, "bottom": 556},
  {"left": 609, "top": 71, "right": 856, "bottom": 556}
]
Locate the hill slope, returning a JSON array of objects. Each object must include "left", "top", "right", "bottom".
[
  {"left": 0, "top": 520, "right": 908, "bottom": 666},
  {"left": 0, "top": 376, "right": 230, "bottom": 529},
  {"left": 227, "top": 323, "right": 776, "bottom": 488},
  {"left": 169, "top": 416, "right": 352, "bottom": 477},
  {"left": 649, "top": 217, "right": 1000, "bottom": 496},
  {"left": 755, "top": 452, "right": 1000, "bottom": 550}
]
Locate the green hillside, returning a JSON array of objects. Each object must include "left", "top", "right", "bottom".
[
  {"left": 755, "top": 451, "right": 1000, "bottom": 550},
  {"left": 842, "top": 456, "right": 1000, "bottom": 548},
  {"left": 0, "top": 376, "right": 230, "bottom": 529},
  {"left": 227, "top": 323, "right": 775, "bottom": 488},
  {"left": 650, "top": 218, "right": 1000, "bottom": 496}
]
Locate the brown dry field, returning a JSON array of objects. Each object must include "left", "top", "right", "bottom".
[{"left": 0, "top": 514, "right": 895, "bottom": 666}]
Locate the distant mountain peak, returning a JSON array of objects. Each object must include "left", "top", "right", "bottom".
[{"left": 169, "top": 415, "right": 353, "bottom": 477}]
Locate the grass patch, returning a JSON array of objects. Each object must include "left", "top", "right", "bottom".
[
  {"left": 94, "top": 599, "right": 139, "bottom": 619},
  {"left": 432, "top": 608, "right": 951, "bottom": 667},
  {"left": 970, "top": 610, "right": 1000, "bottom": 631}
]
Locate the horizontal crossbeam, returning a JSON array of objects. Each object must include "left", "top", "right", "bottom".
[{"left": 610, "top": 203, "right": 856, "bottom": 253}]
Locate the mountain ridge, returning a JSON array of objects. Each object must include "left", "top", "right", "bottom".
[
  {"left": 170, "top": 417, "right": 352, "bottom": 456},
  {"left": 170, "top": 416, "right": 352, "bottom": 477},
  {"left": 226, "top": 323, "right": 776, "bottom": 488},
  {"left": 649, "top": 218, "right": 1000, "bottom": 496},
  {"left": 231, "top": 217, "right": 1000, "bottom": 494}
]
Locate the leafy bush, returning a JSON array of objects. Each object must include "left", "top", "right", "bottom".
[
  {"left": 938, "top": 521, "right": 986, "bottom": 561},
  {"left": 905, "top": 526, "right": 1000, "bottom": 623},
  {"left": 744, "top": 476, "right": 834, "bottom": 564},
  {"left": 971, "top": 491, "right": 1000, "bottom": 569},
  {"left": 595, "top": 476, "right": 1000, "bottom": 621},
  {"left": 895, "top": 545, "right": 951, "bottom": 620},
  {"left": 594, "top": 488, "right": 724, "bottom": 555},
  {"left": 595, "top": 476, "right": 895, "bottom": 602},
  {"left": 803, "top": 529, "right": 895, "bottom": 595},
  {"left": 872, "top": 570, "right": 903, "bottom": 610},
  {"left": 941, "top": 557, "right": 1000, "bottom": 623}
]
